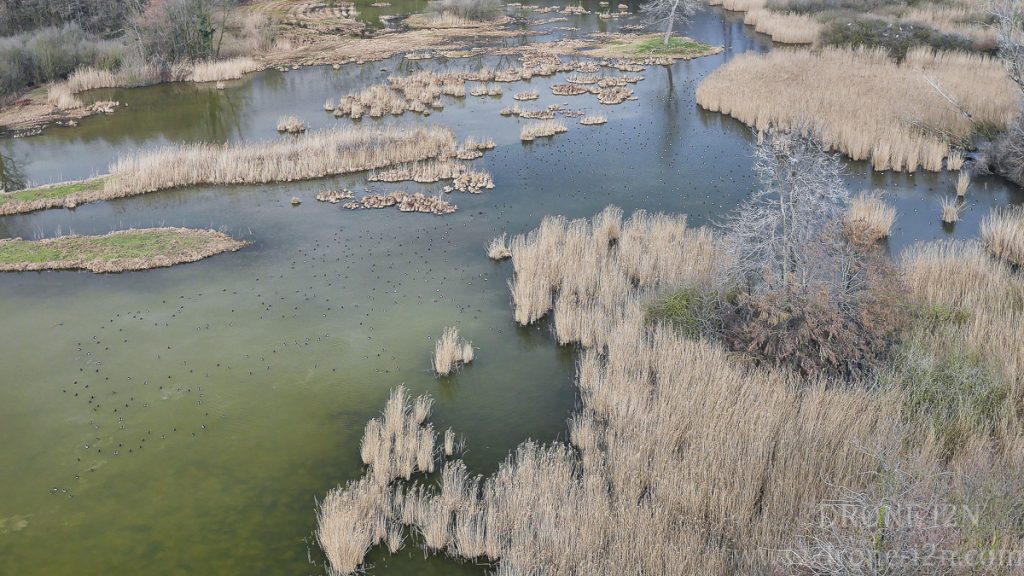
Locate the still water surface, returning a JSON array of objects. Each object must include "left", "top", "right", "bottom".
[{"left": 0, "top": 3, "right": 1020, "bottom": 575}]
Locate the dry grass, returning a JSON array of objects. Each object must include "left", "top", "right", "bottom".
[
  {"left": 66, "top": 57, "right": 258, "bottom": 92},
  {"left": 844, "top": 191, "right": 896, "bottom": 244},
  {"left": 486, "top": 233, "right": 512, "bottom": 260},
  {"left": 939, "top": 196, "right": 964, "bottom": 223},
  {"left": 743, "top": 8, "right": 821, "bottom": 44},
  {"left": 318, "top": 206, "right": 1024, "bottom": 575},
  {"left": 188, "top": 57, "right": 262, "bottom": 83},
  {"left": 580, "top": 115, "right": 607, "bottom": 125},
  {"left": 955, "top": 169, "right": 971, "bottom": 196},
  {"left": 937, "top": 194, "right": 962, "bottom": 222},
  {"left": 520, "top": 120, "right": 567, "bottom": 141},
  {"left": 0, "top": 228, "right": 247, "bottom": 273},
  {"left": 275, "top": 115, "right": 306, "bottom": 133},
  {"left": 46, "top": 83, "right": 82, "bottom": 110},
  {"left": 981, "top": 206, "right": 1024, "bottom": 266},
  {"left": 947, "top": 149, "right": 966, "bottom": 171},
  {"left": 696, "top": 46, "right": 1019, "bottom": 172},
  {"left": 105, "top": 125, "right": 457, "bottom": 197},
  {"left": 513, "top": 90, "right": 540, "bottom": 101},
  {"left": 368, "top": 160, "right": 494, "bottom": 193},
  {"left": 348, "top": 191, "right": 457, "bottom": 215},
  {"left": 433, "top": 327, "right": 474, "bottom": 375}
]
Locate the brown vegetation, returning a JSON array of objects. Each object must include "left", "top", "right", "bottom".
[
  {"left": 486, "top": 233, "right": 511, "bottom": 260},
  {"left": 275, "top": 115, "right": 306, "bottom": 133},
  {"left": 940, "top": 196, "right": 964, "bottom": 223},
  {"left": 105, "top": 125, "right": 458, "bottom": 198},
  {"left": 520, "top": 120, "right": 568, "bottom": 141},
  {"left": 696, "top": 46, "right": 1018, "bottom": 172},
  {"left": 347, "top": 191, "right": 457, "bottom": 215},
  {"left": 432, "top": 326, "right": 474, "bottom": 375},
  {"left": 981, "top": 206, "right": 1024, "bottom": 266},
  {"left": 318, "top": 196, "right": 1024, "bottom": 574},
  {"left": 844, "top": 191, "right": 896, "bottom": 244}
]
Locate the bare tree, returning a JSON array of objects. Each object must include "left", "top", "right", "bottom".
[
  {"left": 723, "top": 128, "right": 855, "bottom": 298},
  {"left": 642, "top": 0, "right": 702, "bottom": 46},
  {"left": 992, "top": 0, "right": 1024, "bottom": 186},
  {"left": 719, "top": 129, "right": 905, "bottom": 379},
  {"left": 0, "top": 151, "right": 25, "bottom": 193},
  {"left": 994, "top": 0, "right": 1023, "bottom": 95}
]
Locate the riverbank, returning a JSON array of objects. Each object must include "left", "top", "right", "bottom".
[{"left": 0, "top": 228, "right": 248, "bottom": 273}]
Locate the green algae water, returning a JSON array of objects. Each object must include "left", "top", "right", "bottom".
[{"left": 1, "top": 3, "right": 1021, "bottom": 575}]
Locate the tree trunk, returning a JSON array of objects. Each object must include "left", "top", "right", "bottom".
[{"left": 662, "top": 0, "right": 680, "bottom": 45}]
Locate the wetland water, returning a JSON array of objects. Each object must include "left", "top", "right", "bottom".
[{"left": 0, "top": 3, "right": 1021, "bottom": 575}]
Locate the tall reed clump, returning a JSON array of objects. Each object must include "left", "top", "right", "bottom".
[
  {"left": 433, "top": 327, "right": 474, "bottom": 376},
  {"left": 696, "top": 46, "right": 1019, "bottom": 172},
  {"left": 844, "top": 191, "right": 896, "bottom": 244},
  {"left": 104, "top": 125, "right": 458, "bottom": 197},
  {"left": 486, "top": 233, "right": 512, "bottom": 260},
  {"left": 955, "top": 169, "right": 971, "bottom": 196},
  {"left": 275, "top": 115, "right": 306, "bottom": 133},
  {"left": 188, "top": 57, "right": 261, "bottom": 82},
  {"left": 46, "top": 83, "right": 82, "bottom": 110},
  {"left": 318, "top": 385, "right": 441, "bottom": 574},
  {"left": 981, "top": 206, "right": 1024, "bottom": 266},
  {"left": 507, "top": 206, "right": 718, "bottom": 346},
  {"left": 939, "top": 196, "right": 963, "bottom": 223}
]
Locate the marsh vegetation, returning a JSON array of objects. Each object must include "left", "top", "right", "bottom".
[
  {"left": 1, "top": 2, "right": 1023, "bottom": 576},
  {"left": 0, "top": 227, "right": 247, "bottom": 272}
]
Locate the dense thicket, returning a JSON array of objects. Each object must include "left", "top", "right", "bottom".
[
  {"left": 0, "top": 24, "right": 122, "bottom": 101},
  {"left": 0, "top": 0, "right": 133, "bottom": 37},
  {"left": 0, "top": 0, "right": 248, "bottom": 102}
]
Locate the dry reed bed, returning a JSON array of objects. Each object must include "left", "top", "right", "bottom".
[
  {"left": 0, "top": 228, "right": 248, "bottom": 273},
  {"left": 320, "top": 207, "right": 1024, "bottom": 575},
  {"left": 104, "top": 125, "right": 458, "bottom": 198},
  {"left": 696, "top": 46, "right": 1019, "bottom": 172},
  {"left": 742, "top": 8, "right": 820, "bottom": 44},
  {"left": 67, "top": 57, "right": 262, "bottom": 93},
  {"left": 368, "top": 160, "right": 494, "bottom": 193},
  {"left": 520, "top": 120, "right": 568, "bottom": 142},
  {"left": 317, "top": 207, "right": 1024, "bottom": 575},
  {"left": 433, "top": 327, "right": 474, "bottom": 376}
]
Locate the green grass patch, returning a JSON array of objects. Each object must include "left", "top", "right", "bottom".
[
  {"left": 0, "top": 228, "right": 247, "bottom": 272},
  {"left": 588, "top": 34, "right": 721, "bottom": 59},
  {"left": 0, "top": 177, "right": 106, "bottom": 207},
  {"left": 646, "top": 287, "right": 713, "bottom": 338},
  {"left": 883, "top": 324, "right": 1010, "bottom": 458}
]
